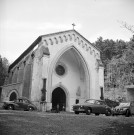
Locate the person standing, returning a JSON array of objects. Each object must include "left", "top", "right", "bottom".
[{"left": 56, "top": 104, "right": 60, "bottom": 113}]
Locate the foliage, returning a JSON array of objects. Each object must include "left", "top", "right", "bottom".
[
  {"left": 0, "top": 55, "right": 9, "bottom": 87},
  {"left": 105, "top": 40, "right": 134, "bottom": 89},
  {"left": 94, "top": 35, "right": 134, "bottom": 94},
  {"left": 105, "top": 98, "right": 119, "bottom": 107},
  {"left": 94, "top": 37, "right": 116, "bottom": 62}
]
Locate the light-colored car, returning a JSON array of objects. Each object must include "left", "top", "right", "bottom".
[
  {"left": 2, "top": 97, "right": 37, "bottom": 111},
  {"left": 73, "top": 99, "right": 112, "bottom": 116},
  {"left": 113, "top": 101, "right": 134, "bottom": 117}
]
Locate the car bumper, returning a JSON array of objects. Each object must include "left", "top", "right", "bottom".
[
  {"left": 114, "top": 110, "right": 126, "bottom": 115},
  {"left": 73, "top": 108, "right": 85, "bottom": 112}
]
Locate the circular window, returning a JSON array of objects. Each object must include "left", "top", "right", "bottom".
[{"left": 55, "top": 64, "right": 66, "bottom": 76}]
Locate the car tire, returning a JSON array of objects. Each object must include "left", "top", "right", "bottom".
[
  {"left": 8, "top": 105, "right": 14, "bottom": 110},
  {"left": 105, "top": 110, "right": 111, "bottom": 116},
  {"left": 86, "top": 108, "right": 91, "bottom": 115},
  {"left": 125, "top": 109, "right": 130, "bottom": 117},
  {"left": 75, "top": 111, "right": 79, "bottom": 114},
  {"left": 28, "top": 107, "right": 34, "bottom": 111}
]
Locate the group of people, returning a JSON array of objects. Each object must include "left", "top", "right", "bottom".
[{"left": 54, "top": 103, "right": 65, "bottom": 113}]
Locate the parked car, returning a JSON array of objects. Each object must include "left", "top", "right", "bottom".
[
  {"left": 113, "top": 101, "right": 134, "bottom": 117},
  {"left": 2, "top": 97, "right": 37, "bottom": 111},
  {"left": 72, "top": 99, "right": 112, "bottom": 116}
]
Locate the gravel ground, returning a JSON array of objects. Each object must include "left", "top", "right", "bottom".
[{"left": 0, "top": 110, "right": 134, "bottom": 135}]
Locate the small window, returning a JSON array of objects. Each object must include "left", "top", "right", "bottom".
[
  {"left": 19, "top": 99, "right": 23, "bottom": 102},
  {"left": 96, "top": 101, "right": 100, "bottom": 105},
  {"left": 23, "top": 100, "right": 28, "bottom": 103},
  {"left": 76, "top": 99, "right": 79, "bottom": 104}
]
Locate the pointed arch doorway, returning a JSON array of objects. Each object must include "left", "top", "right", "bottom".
[
  {"left": 9, "top": 92, "right": 17, "bottom": 101},
  {"left": 52, "top": 87, "right": 66, "bottom": 111}
]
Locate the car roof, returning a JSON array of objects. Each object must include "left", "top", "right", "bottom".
[
  {"left": 86, "top": 99, "right": 105, "bottom": 102},
  {"left": 18, "top": 97, "right": 29, "bottom": 100}
]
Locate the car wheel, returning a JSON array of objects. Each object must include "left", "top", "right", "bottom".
[
  {"left": 28, "top": 107, "right": 34, "bottom": 111},
  {"left": 105, "top": 110, "right": 111, "bottom": 116},
  {"left": 75, "top": 111, "right": 79, "bottom": 114},
  {"left": 8, "top": 105, "right": 14, "bottom": 110},
  {"left": 86, "top": 108, "right": 91, "bottom": 115},
  {"left": 125, "top": 109, "right": 130, "bottom": 117}
]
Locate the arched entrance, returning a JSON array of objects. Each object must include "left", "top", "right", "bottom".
[
  {"left": 9, "top": 92, "right": 17, "bottom": 101},
  {"left": 52, "top": 87, "right": 66, "bottom": 111},
  {"left": 48, "top": 45, "right": 90, "bottom": 112}
]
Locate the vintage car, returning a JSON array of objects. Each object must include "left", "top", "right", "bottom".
[
  {"left": 113, "top": 101, "right": 134, "bottom": 117},
  {"left": 72, "top": 99, "right": 112, "bottom": 116},
  {"left": 2, "top": 97, "right": 37, "bottom": 111}
]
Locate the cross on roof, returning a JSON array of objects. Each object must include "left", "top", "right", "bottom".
[{"left": 72, "top": 23, "right": 76, "bottom": 29}]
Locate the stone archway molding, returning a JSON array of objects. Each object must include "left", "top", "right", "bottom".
[{"left": 47, "top": 44, "right": 90, "bottom": 102}]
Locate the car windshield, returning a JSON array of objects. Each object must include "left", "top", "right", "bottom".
[
  {"left": 85, "top": 99, "right": 95, "bottom": 104},
  {"left": 119, "top": 103, "right": 130, "bottom": 107}
]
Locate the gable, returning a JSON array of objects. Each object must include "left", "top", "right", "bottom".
[
  {"left": 41, "top": 30, "right": 100, "bottom": 51},
  {"left": 9, "top": 30, "right": 100, "bottom": 71},
  {"left": 41, "top": 30, "right": 100, "bottom": 60}
]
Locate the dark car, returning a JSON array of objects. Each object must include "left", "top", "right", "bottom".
[
  {"left": 2, "top": 97, "right": 37, "bottom": 111},
  {"left": 72, "top": 99, "right": 111, "bottom": 116},
  {"left": 113, "top": 101, "right": 134, "bottom": 117}
]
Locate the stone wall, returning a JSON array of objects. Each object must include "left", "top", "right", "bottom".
[{"left": 2, "top": 50, "right": 34, "bottom": 101}]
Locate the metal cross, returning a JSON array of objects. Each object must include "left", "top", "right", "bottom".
[{"left": 72, "top": 23, "right": 76, "bottom": 29}]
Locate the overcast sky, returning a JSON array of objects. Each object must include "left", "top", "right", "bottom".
[{"left": 0, "top": 0, "right": 134, "bottom": 63}]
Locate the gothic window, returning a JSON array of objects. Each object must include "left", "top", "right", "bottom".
[{"left": 55, "top": 64, "right": 66, "bottom": 76}]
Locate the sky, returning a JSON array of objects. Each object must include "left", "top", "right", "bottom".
[{"left": 0, "top": 0, "right": 134, "bottom": 63}]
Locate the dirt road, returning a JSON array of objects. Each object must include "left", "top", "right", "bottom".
[{"left": 0, "top": 110, "right": 134, "bottom": 135}]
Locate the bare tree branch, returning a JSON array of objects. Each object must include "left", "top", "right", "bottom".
[{"left": 118, "top": 20, "right": 134, "bottom": 33}]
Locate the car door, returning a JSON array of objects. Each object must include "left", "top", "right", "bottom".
[
  {"left": 130, "top": 101, "right": 134, "bottom": 114},
  {"left": 88, "top": 100, "right": 99, "bottom": 113},
  {"left": 22, "top": 99, "right": 29, "bottom": 110},
  {"left": 16, "top": 99, "right": 23, "bottom": 110},
  {"left": 100, "top": 101, "right": 108, "bottom": 114},
  {"left": 95, "top": 101, "right": 106, "bottom": 114},
  {"left": 92, "top": 101, "right": 101, "bottom": 113}
]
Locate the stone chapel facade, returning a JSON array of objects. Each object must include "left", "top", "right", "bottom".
[{"left": 1, "top": 30, "right": 104, "bottom": 112}]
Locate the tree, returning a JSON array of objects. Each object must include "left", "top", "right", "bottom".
[
  {"left": 94, "top": 37, "right": 116, "bottom": 62},
  {"left": 105, "top": 39, "right": 134, "bottom": 90},
  {"left": 0, "top": 55, "right": 9, "bottom": 87},
  {"left": 114, "top": 40, "right": 127, "bottom": 57},
  {"left": 119, "top": 21, "right": 134, "bottom": 34}
]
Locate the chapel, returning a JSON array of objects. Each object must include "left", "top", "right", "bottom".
[{"left": 1, "top": 30, "right": 104, "bottom": 112}]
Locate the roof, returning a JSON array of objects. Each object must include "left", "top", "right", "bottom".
[
  {"left": 9, "top": 29, "right": 100, "bottom": 72},
  {"left": 8, "top": 36, "right": 41, "bottom": 72}
]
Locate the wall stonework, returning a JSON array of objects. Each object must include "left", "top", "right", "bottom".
[{"left": 1, "top": 51, "right": 34, "bottom": 101}]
